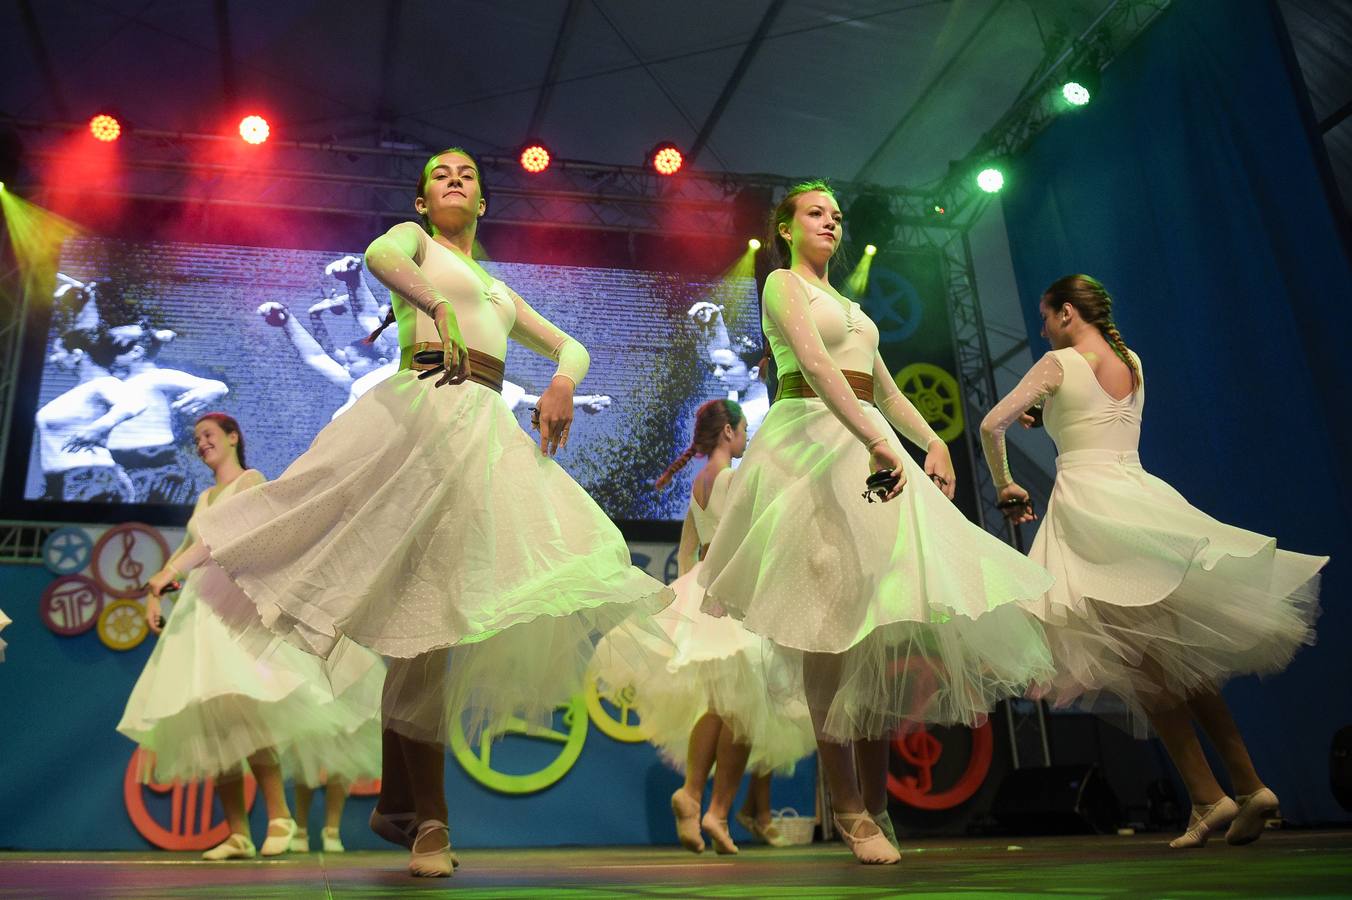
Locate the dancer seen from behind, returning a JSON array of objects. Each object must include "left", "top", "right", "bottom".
[{"left": 979, "top": 274, "right": 1325, "bottom": 848}]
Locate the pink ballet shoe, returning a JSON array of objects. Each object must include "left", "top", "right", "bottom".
[
  {"left": 736, "top": 809, "right": 792, "bottom": 848},
  {"left": 834, "top": 812, "right": 900, "bottom": 865},
  {"left": 371, "top": 809, "right": 460, "bottom": 868},
  {"left": 321, "top": 826, "right": 345, "bottom": 853},
  {"left": 408, "top": 820, "right": 455, "bottom": 878},
  {"left": 259, "top": 817, "right": 297, "bottom": 856},
  {"left": 1169, "top": 797, "right": 1238, "bottom": 848},
  {"left": 1226, "top": 788, "right": 1279, "bottom": 846},
  {"left": 670, "top": 790, "right": 705, "bottom": 854},
  {"left": 701, "top": 812, "right": 739, "bottom": 855},
  {"left": 288, "top": 827, "right": 310, "bottom": 853},
  {"left": 201, "top": 832, "right": 255, "bottom": 861}
]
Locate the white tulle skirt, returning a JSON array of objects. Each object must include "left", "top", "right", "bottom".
[
  {"left": 592, "top": 561, "right": 816, "bottom": 775},
  {"left": 117, "top": 563, "right": 383, "bottom": 783},
  {"left": 1026, "top": 449, "right": 1324, "bottom": 731},
  {"left": 698, "top": 397, "right": 1056, "bottom": 742},
  {"left": 197, "top": 369, "right": 671, "bottom": 745}
]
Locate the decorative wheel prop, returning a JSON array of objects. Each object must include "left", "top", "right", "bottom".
[
  {"left": 39, "top": 575, "right": 105, "bottom": 636},
  {"left": 42, "top": 526, "right": 94, "bottom": 575},
  {"left": 98, "top": 598, "right": 149, "bottom": 651},
  {"left": 91, "top": 523, "right": 170, "bottom": 600},
  {"left": 450, "top": 694, "right": 588, "bottom": 794},
  {"left": 895, "top": 362, "right": 964, "bottom": 442},
  {"left": 585, "top": 676, "right": 654, "bottom": 743}
]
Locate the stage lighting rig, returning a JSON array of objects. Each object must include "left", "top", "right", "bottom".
[
  {"left": 649, "top": 142, "right": 684, "bottom": 176},
  {"left": 519, "top": 142, "right": 552, "bottom": 174}
]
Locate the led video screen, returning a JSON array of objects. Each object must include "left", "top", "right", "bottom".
[{"left": 21, "top": 236, "right": 765, "bottom": 524}]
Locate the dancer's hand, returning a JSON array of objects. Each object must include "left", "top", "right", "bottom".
[
  {"left": 924, "top": 440, "right": 957, "bottom": 500},
  {"left": 686, "top": 301, "right": 724, "bottom": 324},
  {"left": 868, "top": 441, "right": 907, "bottom": 502},
  {"left": 63, "top": 424, "right": 110, "bottom": 452},
  {"left": 1018, "top": 412, "right": 1036, "bottom": 429},
  {"left": 997, "top": 483, "right": 1037, "bottom": 525},
  {"left": 535, "top": 376, "right": 576, "bottom": 456},
  {"left": 146, "top": 568, "right": 175, "bottom": 601},
  {"left": 578, "top": 395, "right": 611, "bottom": 414},
  {"left": 325, "top": 255, "right": 363, "bottom": 279},
  {"left": 145, "top": 594, "right": 163, "bottom": 634},
  {"left": 257, "top": 301, "right": 290, "bottom": 326},
  {"left": 432, "top": 304, "right": 470, "bottom": 387}
]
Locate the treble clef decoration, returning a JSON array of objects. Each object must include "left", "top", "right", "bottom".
[{"left": 117, "top": 529, "right": 144, "bottom": 589}]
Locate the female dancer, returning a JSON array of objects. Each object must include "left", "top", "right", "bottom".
[
  {"left": 979, "top": 274, "right": 1325, "bottom": 848},
  {"left": 192, "top": 148, "right": 669, "bottom": 877},
  {"left": 120, "top": 413, "right": 381, "bottom": 860},
  {"left": 594, "top": 399, "right": 814, "bottom": 855},
  {"left": 698, "top": 182, "right": 1055, "bottom": 865}
]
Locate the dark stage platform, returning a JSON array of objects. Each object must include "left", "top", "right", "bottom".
[{"left": 3, "top": 831, "right": 1350, "bottom": 898}]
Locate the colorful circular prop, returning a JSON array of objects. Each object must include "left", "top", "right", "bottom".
[
  {"left": 39, "top": 574, "right": 105, "bottom": 636},
  {"left": 124, "top": 748, "right": 258, "bottom": 850},
  {"left": 450, "top": 696, "right": 589, "bottom": 794},
  {"left": 42, "top": 526, "right": 94, "bottom": 575},
  {"left": 860, "top": 267, "right": 923, "bottom": 343},
  {"left": 98, "top": 598, "right": 148, "bottom": 651},
  {"left": 91, "top": 523, "right": 170, "bottom": 600},
  {"left": 585, "top": 676, "right": 654, "bottom": 743},
  {"left": 887, "top": 720, "right": 994, "bottom": 810},
  {"left": 894, "top": 362, "right": 964, "bottom": 442}
]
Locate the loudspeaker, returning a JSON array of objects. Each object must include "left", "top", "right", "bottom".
[
  {"left": 1332, "top": 725, "right": 1352, "bottom": 812},
  {"left": 990, "top": 764, "right": 1122, "bottom": 835}
]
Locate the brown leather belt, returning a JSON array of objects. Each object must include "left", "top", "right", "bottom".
[
  {"left": 775, "top": 369, "right": 874, "bottom": 404},
  {"left": 401, "top": 342, "right": 506, "bottom": 394}
]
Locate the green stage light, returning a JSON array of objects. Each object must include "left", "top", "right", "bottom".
[
  {"left": 864, "top": 244, "right": 877, "bottom": 256},
  {"left": 1062, "top": 81, "right": 1091, "bottom": 106},
  {"left": 747, "top": 238, "right": 761, "bottom": 251},
  {"left": 977, "top": 167, "right": 1005, "bottom": 193}
]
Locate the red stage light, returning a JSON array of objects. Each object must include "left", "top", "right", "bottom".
[
  {"left": 89, "top": 114, "right": 121, "bottom": 142},
  {"left": 651, "top": 143, "right": 683, "bottom": 176},
  {"left": 239, "top": 115, "right": 270, "bottom": 145},
  {"left": 520, "top": 144, "right": 551, "bottom": 174}
]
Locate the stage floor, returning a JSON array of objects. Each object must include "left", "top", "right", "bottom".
[{"left": 2, "top": 831, "right": 1350, "bottom": 898}]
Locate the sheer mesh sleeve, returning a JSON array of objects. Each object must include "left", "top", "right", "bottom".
[
  {"left": 363, "top": 222, "right": 451, "bottom": 318},
  {"left": 871, "top": 352, "right": 942, "bottom": 450},
  {"left": 763, "top": 271, "right": 888, "bottom": 449},
  {"left": 506, "top": 287, "right": 590, "bottom": 387},
  {"left": 980, "top": 352, "right": 1064, "bottom": 488}
]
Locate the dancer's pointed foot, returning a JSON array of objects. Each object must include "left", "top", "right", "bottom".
[
  {"left": 1226, "top": 788, "right": 1279, "bottom": 846},
  {"left": 259, "top": 817, "right": 297, "bottom": 857},
  {"left": 321, "top": 826, "right": 345, "bottom": 853},
  {"left": 288, "top": 827, "right": 310, "bottom": 853},
  {"left": 736, "top": 809, "right": 791, "bottom": 848},
  {"left": 202, "top": 833, "right": 256, "bottom": 861},
  {"left": 702, "top": 812, "right": 739, "bottom": 855},
  {"left": 834, "top": 812, "right": 900, "bottom": 865},
  {"left": 670, "top": 789, "right": 705, "bottom": 854},
  {"left": 1169, "top": 797, "right": 1238, "bottom": 849},
  {"left": 408, "top": 820, "right": 455, "bottom": 878}
]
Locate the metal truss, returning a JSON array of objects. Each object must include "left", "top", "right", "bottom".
[
  {"left": 0, "top": 520, "right": 59, "bottom": 564},
  {"left": 2, "top": 119, "right": 942, "bottom": 239}
]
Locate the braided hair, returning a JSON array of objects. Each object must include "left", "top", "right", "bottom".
[
  {"left": 1043, "top": 274, "right": 1140, "bottom": 388},
  {"left": 655, "top": 399, "right": 744, "bottom": 491}
]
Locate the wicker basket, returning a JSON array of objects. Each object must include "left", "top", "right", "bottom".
[{"left": 771, "top": 808, "right": 816, "bottom": 845}]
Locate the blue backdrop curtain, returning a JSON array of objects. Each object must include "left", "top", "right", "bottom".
[{"left": 1001, "top": 0, "right": 1352, "bottom": 823}]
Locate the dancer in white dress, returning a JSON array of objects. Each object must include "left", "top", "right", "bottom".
[
  {"left": 979, "top": 274, "right": 1325, "bottom": 849},
  {"left": 192, "top": 148, "right": 670, "bottom": 877},
  {"left": 699, "top": 182, "right": 1055, "bottom": 865},
  {"left": 593, "top": 399, "right": 814, "bottom": 855},
  {"left": 119, "top": 413, "right": 382, "bottom": 860}
]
